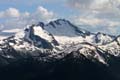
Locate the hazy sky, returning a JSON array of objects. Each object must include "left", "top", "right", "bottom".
[{"left": 0, "top": 0, "right": 120, "bottom": 36}]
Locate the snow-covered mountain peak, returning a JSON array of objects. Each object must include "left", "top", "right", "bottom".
[
  {"left": 45, "top": 19, "right": 90, "bottom": 36},
  {"left": 48, "top": 19, "right": 70, "bottom": 26},
  {"left": 4, "top": 19, "right": 114, "bottom": 46},
  {"left": 0, "top": 19, "right": 120, "bottom": 66},
  {"left": 95, "top": 32, "right": 115, "bottom": 45},
  {"left": 0, "top": 19, "right": 116, "bottom": 47},
  {"left": 1, "top": 24, "right": 59, "bottom": 50},
  {"left": 36, "top": 22, "right": 45, "bottom": 28},
  {"left": 98, "top": 35, "right": 120, "bottom": 57},
  {"left": 116, "top": 35, "right": 120, "bottom": 44},
  {"left": 40, "top": 19, "right": 95, "bottom": 45}
]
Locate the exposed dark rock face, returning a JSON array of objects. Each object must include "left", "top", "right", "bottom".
[{"left": 0, "top": 52, "right": 119, "bottom": 80}]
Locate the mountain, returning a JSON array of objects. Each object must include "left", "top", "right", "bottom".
[
  {"left": 44, "top": 19, "right": 115, "bottom": 45},
  {"left": 0, "top": 19, "right": 118, "bottom": 64},
  {"left": 99, "top": 35, "right": 120, "bottom": 56},
  {"left": 0, "top": 19, "right": 120, "bottom": 80}
]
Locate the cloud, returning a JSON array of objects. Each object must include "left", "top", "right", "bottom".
[
  {"left": 67, "top": 0, "right": 120, "bottom": 19},
  {"left": 67, "top": 0, "right": 120, "bottom": 20},
  {"left": 71, "top": 16, "right": 120, "bottom": 35},
  {"left": 72, "top": 16, "right": 120, "bottom": 26},
  {"left": 67, "top": 0, "right": 120, "bottom": 35},
  {"left": 0, "top": 8, "right": 20, "bottom": 18},
  {"left": 2, "top": 28, "right": 21, "bottom": 33},
  {"left": 0, "top": 6, "right": 56, "bottom": 30},
  {"left": 0, "top": 6, "right": 57, "bottom": 38},
  {"left": 67, "top": 0, "right": 120, "bottom": 11},
  {"left": 67, "top": 0, "right": 94, "bottom": 10},
  {"left": 31, "top": 6, "right": 56, "bottom": 22}
]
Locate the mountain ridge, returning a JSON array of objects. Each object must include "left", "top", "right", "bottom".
[{"left": 0, "top": 19, "right": 119, "bottom": 66}]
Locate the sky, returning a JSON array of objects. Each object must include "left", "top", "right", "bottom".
[{"left": 0, "top": 0, "right": 120, "bottom": 38}]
